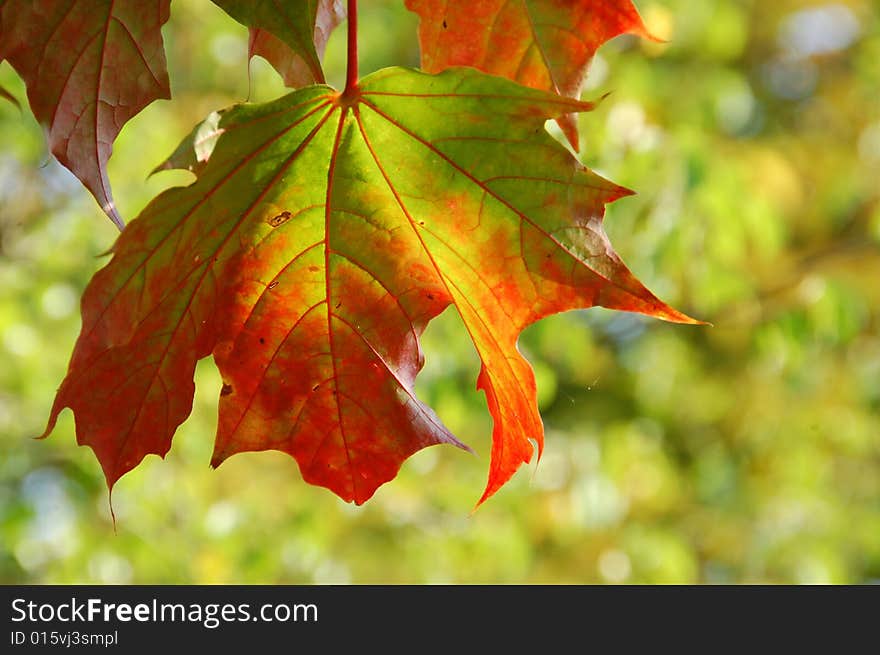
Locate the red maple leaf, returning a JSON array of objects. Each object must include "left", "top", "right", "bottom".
[
  {"left": 0, "top": 0, "right": 172, "bottom": 229},
  {"left": 8, "top": 1, "right": 698, "bottom": 507},
  {"left": 405, "top": 0, "right": 654, "bottom": 150}
]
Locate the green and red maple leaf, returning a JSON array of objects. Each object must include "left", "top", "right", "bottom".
[
  {"left": 2, "top": 1, "right": 697, "bottom": 506},
  {"left": 406, "top": 0, "right": 654, "bottom": 149},
  {"left": 221, "top": 0, "right": 347, "bottom": 88}
]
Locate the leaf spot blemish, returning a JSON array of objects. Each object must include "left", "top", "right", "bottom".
[
  {"left": 259, "top": 337, "right": 265, "bottom": 344},
  {"left": 312, "top": 384, "right": 320, "bottom": 391},
  {"left": 442, "top": 19, "right": 447, "bottom": 28},
  {"left": 268, "top": 280, "right": 279, "bottom": 290},
  {"left": 335, "top": 301, "right": 342, "bottom": 309},
  {"left": 267, "top": 210, "right": 292, "bottom": 228},
  {"left": 220, "top": 383, "right": 233, "bottom": 397}
]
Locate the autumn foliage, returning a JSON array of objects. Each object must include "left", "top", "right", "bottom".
[{"left": 0, "top": 0, "right": 696, "bottom": 507}]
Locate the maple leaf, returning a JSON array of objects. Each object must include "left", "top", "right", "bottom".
[
  {"left": 42, "top": 66, "right": 696, "bottom": 505},
  {"left": 150, "top": 110, "right": 225, "bottom": 177},
  {"left": 405, "top": 0, "right": 653, "bottom": 150},
  {"left": 211, "top": 0, "right": 346, "bottom": 88},
  {"left": 0, "top": 0, "right": 172, "bottom": 230}
]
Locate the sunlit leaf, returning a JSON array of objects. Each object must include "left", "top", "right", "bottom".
[
  {"left": 0, "top": 0, "right": 172, "bottom": 229},
  {"left": 150, "top": 110, "right": 225, "bottom": 177},
  {"left": 43, "top": 67, "right": 694, "bottom": 505},
  {"left": 405, "top": 0, "right": 653, "bottom": 150},
  {"left": 212, "top": 0, "right": 346, "bottom": 87}
]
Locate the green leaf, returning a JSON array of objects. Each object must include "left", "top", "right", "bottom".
[
  {"left": 212, "top": 0, "right": 345, "bottom": 87},
  {"left": 0, "top": 83, "right": 19, "bottom": 108}
]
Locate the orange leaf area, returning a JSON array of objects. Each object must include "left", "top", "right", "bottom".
[
  {"left": 406, "top": 0, "right": 653, "bottom": 149},
  {"left": 42, "top": 68, "right": 696, "bottom": 505}
]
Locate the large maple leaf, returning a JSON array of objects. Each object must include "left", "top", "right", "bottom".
[
  {"left": 212, "top": 0, "right": 346, "bottom": 88},
  {"left": 0, "top": 0, "right": 172, "bottom": 230},
  {"left": 42, "top": 67, "right": 695, "bottom": 505},
  {"left": 405, "top": 0, "right": 653, "bottom": 150}
]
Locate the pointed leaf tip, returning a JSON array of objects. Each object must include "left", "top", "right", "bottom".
[
  {"left": 0, "top": 0, "right": 171, "bottom": 227},
  {"left": 406, "top": 0, "right": 658, "bottom": 151},
  {"left": 151, "top": 111, "right": 225, "bottom": 177},
  {"left": 212, "top": 0, "right": 346, "bottom": 89}
]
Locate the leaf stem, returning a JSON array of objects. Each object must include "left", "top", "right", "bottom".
[{"left": 344, "top": 0, "right": 358, "bottom": 96}]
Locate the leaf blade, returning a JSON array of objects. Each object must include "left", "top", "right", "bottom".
[
  {"left": 212, "top": 0, "right": 346, "bottom": 88},
  {"left": 0, "top": 0, "right": 172, "bottom": 228},
  {"left": 46, "top": 67, "right": 695, "bottom": 504},
  {"left": 404, "top": 0, "right": 653, "bottom": 149}
]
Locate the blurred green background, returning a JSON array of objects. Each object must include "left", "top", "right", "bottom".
[{"left": 1, "top": 0, "right": 878, "bottom": 584}]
